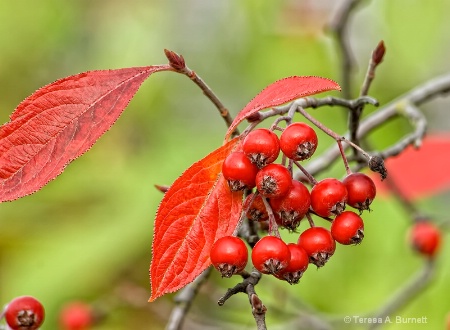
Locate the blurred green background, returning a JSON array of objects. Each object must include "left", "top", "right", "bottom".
[{"left": 1, "top": 0, "right": 450, "bottom": 329}]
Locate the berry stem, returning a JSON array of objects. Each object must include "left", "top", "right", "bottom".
[
  {"left": 296, "top": 106, "right": 371, "bottom": 160},
  {"left": 293, "top": 161, "right": 318, "bottom": 185},
  {"left": 306, "top": 213, "right": 315, "bottom": 227},
  {"left": 261, "top": 197, "right": 281, "bottom": 238},
  {"left": 337, "top": 140, "right": 352, "bottom": 175}
]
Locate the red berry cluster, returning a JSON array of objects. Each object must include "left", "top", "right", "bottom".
[{"left": 211, "top": 123, "right": 378, "bottom": 283}]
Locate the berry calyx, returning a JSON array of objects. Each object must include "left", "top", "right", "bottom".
[
  {"left": 59, "top": 302, "right": 94, "bottom": 330},
  {"left": 310, "top": 178, "right": 348, "bottom": 217},
  {"left": 343, "top": 172, "right": 376, "bottom": 212},
  {"left": 252, "top": 236, "right": 291, "bottom": 274},
  {"left": 243, "top": 128, "right": 280, "bottom": 168},
  {"left": 222, "top": 151, "right": 259, "bottom": 191},
  {"left": 210, "top": 236, "right": 248, "bottom": 277},
  {"left": 270, "top": 180, "right": 311, "bottom": 231},
  {"left": 255, "top": 163, "right": 292, "bottom": 198},
  {"left": 4, "top": 296, "right": 45, "bottom": 330},
  {"left": 331, "top": 211, "right": 365, "bottom": 245},
  {"left": 243, "top": 193, "right": 269, "bottom": 222},
  {"left": 280, "top": 122, "right": 318, "bottom": 161},
  {"left": 298, "top": 227, "right": 336, "bottom": 267},
  {"left": 275, "top": 243, "right": 309, "bottom": 284},
  {"left": 409, "top": 221, "right": 442, "bottom": 258}
]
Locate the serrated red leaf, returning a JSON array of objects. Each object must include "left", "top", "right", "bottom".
[
  {"left": 225, "top": 76, "right": 341, "bottom": 140},
  {"left": 374, "top": 134, "right": 450, "bottom": 200},
  {"left": 149, "top": 138, "right": 243, "bottom": 301},
  {"left": 0, "top": 65, "right": 171, "bottom": 202}
]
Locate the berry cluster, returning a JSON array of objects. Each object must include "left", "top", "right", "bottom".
[{"left": 211, "top": 123, "right": 378, "bottom": 283}]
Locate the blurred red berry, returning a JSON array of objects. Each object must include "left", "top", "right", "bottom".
[
  {"left": 59, "top": 302, "right": 94, "bottom": 330},
  {"left": 410, "top": 221, "right": 442, "bottom": 258}
]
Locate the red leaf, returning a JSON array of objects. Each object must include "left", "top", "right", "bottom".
[
  {"left": 149, "top": 138, "right": 243, "bottom": 301},
  {"left": 225, "top": 76, "right": 341, "bottom": 140},
  {"left": 374, "top": 134, "right": 450, "bottom": 200},
  {"left": 0, "top": 65, "right": 171, "bottom": 202}
]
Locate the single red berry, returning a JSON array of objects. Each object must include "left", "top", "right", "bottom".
[
  {"left": 270, "top": 180, "right": 311, "bottom": 231},
  {"left": 252, "top": 236, "right": 291, "bottom": 274},
  {"left": 343, "top": 173, "right": 376, "bottom": 212},
  {"left": 255, "top": 163, "right": 292, "bottom": 198},
  {"left": 280, "top": 122, "right": 318, "bottom": 161},
  {"left": 331, "top": 211, "right": 364, "bottom": 245},
  {"left": 4, "top": 296, "right": 45, "bottom": 330},
  {"left": 298, "top": 227, "right": 336, "bottom": 267},
  {"left": 409, "top": 221, "right": 442, "bottom": 258},
  {"left": 210, "top": 236, "right": 248, "bottom": 277},
  {"left": 310, "top": 178, "right": 348, "bottom": 217},
  {"left": 243, "top": 193, "right": 269, "bottom": 222},
  {"left": 275, "top": 243, "right": 309, "bottom": 284},
  {"left": 59, "top": 302, "right": 94, "bottom": 330},
  {"left": 243, "top": 128, "right": 280, "bottom": 168},
  {"left": 222, "top": 151, "right": 259, "bottom": 191}
]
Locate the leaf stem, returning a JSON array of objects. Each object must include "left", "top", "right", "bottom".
[{"left": 293, "top": 161, "right": 317, "bottom": 185}]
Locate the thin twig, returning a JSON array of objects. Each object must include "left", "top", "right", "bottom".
[
  {"left": 378, "top": 103, "right": 427, "bottom": 158},
  {"left": 368, "top": 259, "right": 436, "bottom": 330},
  {"left": 348, "top": 41, "right": 386, "bottom": 155},
  {"left": 218, "top": 270, "right": 267, "bottom": 330},
  {"left": 329, "top": 0, "right": 366, "bottom": 99},
  {"left": 164, "top": 49, "right": 239, "bottom": 137},
  {"left": 165, "top": 267, "right": 212, "bottom": 330},
  {"left": 302, "top": 73, "right": 450, "bottom": 178}
]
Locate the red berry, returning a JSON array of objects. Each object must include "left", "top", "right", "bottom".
[
  {"left": 275, "top": 243, "right": 309, "bottom": 284},
  {"left": 222, "top": 152, "right": 259, "bottom": 191},
  {"left": 270, "top": 180, "right": 311, "bottom": 231},
  {"left": 210, "top": 236, "right": 248, "bottom": 277},
  {"left": 243, "top": 128, "right": 280, "bottom": 168},
  {"left": 331, "top": 211, "right": 364, "bottom": 245},
  {"left": 59, "top": 302, "right": 93, "bottom": 330},
  {"left": 243, "top": 193, "right": 269, "bottom": 222},
  {"left": 343, "top": 173, "right": 376, "bottom": 211},
  {"left": 409, "top": 221, "right": 442, "bottom": 258},
  {"left": 4, "top": 296, "right": 45, "bottom": 330},
  {"left": 280, "top": 122, "right": 318, "bottom": 161},
  {"left": 252, "top": 236, "right": 291, "bottom": 274},
  {"left": 298, "top": 227, "right": 336, "bottom": 267},
  {"left": 255, "top": 164, "right": 292, "bottom": 198},
  {"left": 310, "top": 178, "right": 348, "bottom": 217}
]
